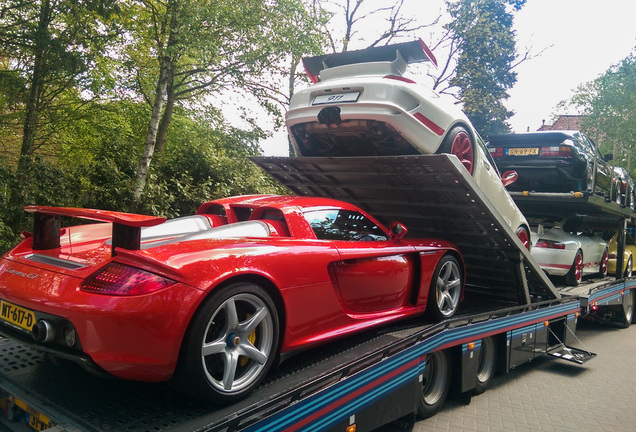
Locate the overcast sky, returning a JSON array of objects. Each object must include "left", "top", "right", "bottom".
[
  {"left": 508, "top": 0, "right": 636, "bottom": 132},
  {"left": 258, "top": 0, "right": 636, "bottom": 155}
]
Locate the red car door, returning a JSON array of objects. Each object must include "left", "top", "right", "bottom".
[
  {"left": 331, "top": 241, "right": 417, "bottom": 313},
  {"left": 303, "top": 208, "right": 417, "bottom": 314}
]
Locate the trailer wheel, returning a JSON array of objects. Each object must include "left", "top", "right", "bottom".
[
  {"left": 598, "top": 249, "right": 608, "bottom": 277},
  {"left": 438, "top": 126, "right": 474, "bottom": 174},
  {"left": 473, "top": 336, "right": 497, "bottom": 395},
  {"left": 427, "top": 254, "right": 463, "bottom": 321},
  {"left": 173, "top": 282, "right": 279, "bottom": 404},
  {"left": 565, "top": 250, "right": 583, "bottom": 286},
  {"left": 417, "top": 350, "right": 451, "bottom": 419},
  {"left": 619, "top": 289, "right": 634, "bottom": 328}
]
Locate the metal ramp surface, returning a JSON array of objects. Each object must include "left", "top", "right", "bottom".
[{"left": 252, "top": 154, "right": 560, "bottom": 303}]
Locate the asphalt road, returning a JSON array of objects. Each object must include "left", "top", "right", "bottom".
[{"left": 414, "top": 320, "right": 636, "bottom": 431}]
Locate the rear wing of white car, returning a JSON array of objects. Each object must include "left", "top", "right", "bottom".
[{"left": 302, "top": 39, "right": 438, "bottom": 83}]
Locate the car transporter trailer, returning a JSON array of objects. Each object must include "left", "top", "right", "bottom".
[{"left": 0, "top": 154, "right": 633, "bottom": 432}]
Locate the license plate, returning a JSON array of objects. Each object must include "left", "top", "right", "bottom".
[
  {"left": 13, "top": 397, "right": 55, "bottom": 431},
  {"left": 312, "top": 92, "right": 360, "bottom": 105},
  {"left": 507, "top": 147, "right": 539, "bottom": 156},
  {"left": 0, "top": 300, "right": 36, "bottom": 332}
]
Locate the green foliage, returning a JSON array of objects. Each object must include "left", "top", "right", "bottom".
[
  {"left": 141, "top": 111, "right": 287, "bottom": 217},
  {"left": 0, "top": 156, "right": 82, "bottom": 254},
  {"left": 446, "top": 0, "right": 525, "bottom": 139},
  {"left": 0, "top": 0, "right": 318, "bottom": 249},
  {"left": 566, "top": 52, "right": 636, "bottom": 172}
]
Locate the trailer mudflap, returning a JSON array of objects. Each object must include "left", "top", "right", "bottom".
[{"left": 547, "top": 345, "right": 596, "bottom": 365}]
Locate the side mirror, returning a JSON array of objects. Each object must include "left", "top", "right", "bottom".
[
  {"left": 501, "top": 170, "right": 519, "bottom": 187},
  {"left": 389, "top": 221, "right": 408, "bottom": 242},
  {"left": 604, "top": 153, "right": 613, "bottom": 162}
]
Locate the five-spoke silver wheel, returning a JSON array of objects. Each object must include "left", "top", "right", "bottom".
[
  {"left": 173, "top": 283, "right": 279, "bottom": 404},
  {"left": 428, "top": 255, "right": 463, "bottom": 321},
  {"left": 202, "top": 292, "right": 275, "bottom": 393}
]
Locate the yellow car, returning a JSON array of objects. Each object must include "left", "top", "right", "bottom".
[{"left": 608, "top": 231, "right": 636, "bottom": 277}]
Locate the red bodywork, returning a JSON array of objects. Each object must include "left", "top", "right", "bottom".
[{"left": 0, "top": 195, "right": 463, "bottom": 382}]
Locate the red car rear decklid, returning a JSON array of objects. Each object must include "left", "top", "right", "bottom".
[
  {"left": 24, "top": 206, "right": 166, "bottom": 256},
  {"left": 302, "top": 38, "right": 438, "bottom": 83}
]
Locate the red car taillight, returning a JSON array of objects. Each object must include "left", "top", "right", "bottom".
[
  {"left": 81, "top": 262, "right": 176, "bottom": 296},
  {"left": 540, "top": 146, "right": 572, "bottom": 157},
  {"left": 535, "top": 240, "right": 566, "bottom": 250}
]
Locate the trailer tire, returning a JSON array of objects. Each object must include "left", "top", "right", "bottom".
[
  {"left": 416, "top": 349, "right": 451, "bottom": 419},
  {"left": 172, "top": 282, "right": 279, "bottom": 404},
  {"left": 619, "top": 289, "right": 634, "bottom": 328},
  {"left": 473, "top": 336, "right": 497, "bottom": 395},
  {"left": 565, "top": 250, "right": 583, "bottom": 286}
]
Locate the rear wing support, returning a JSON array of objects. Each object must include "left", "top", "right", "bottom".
[
  {"left": 24, "top": 206, "right": 166, "bottom": 257},
  {"left": 303, "top": 39, "right": 438, "bottom": 83}
]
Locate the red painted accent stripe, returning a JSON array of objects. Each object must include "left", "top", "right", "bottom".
[
  {"left": 413, "top": 113, "right": 445, "bottom": 136},
  {"left": 285, "top": 358, "right": 420, "bottom": 432}
]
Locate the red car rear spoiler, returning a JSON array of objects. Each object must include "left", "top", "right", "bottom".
[
  {"left": 302, "top": 39, "right": 438, "bottom": 83},
  {"left": 24, "top": 206, "right": 166, "bottom": 256}
]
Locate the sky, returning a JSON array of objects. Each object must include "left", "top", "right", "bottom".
[{"left": 258, "top": 0, "right": 636, "bottom": 155}]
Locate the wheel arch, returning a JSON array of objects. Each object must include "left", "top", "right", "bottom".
[
  {"left": 176, "top": 273, "right": 287, "bottom": 365},
  {"left": 445, "top": 120, "right": 476, "bottom": 141}
]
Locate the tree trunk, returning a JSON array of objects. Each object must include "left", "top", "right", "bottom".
[
  {"left": 132, "top": 62, "right": 169, "bottom": 204},
  {"left": 154, "top": 78, "right": 175, "bottom": 155},
  {"left": 132, "top": 0, "right": 180, "bottom": 206},
  {"left": 19, "top": 0, "right": 51, "bottom": 172}
]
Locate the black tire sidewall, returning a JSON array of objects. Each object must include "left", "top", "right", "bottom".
[
  {"left": 438, "top": 126, "right": 474, "bottom": 174},
  {"left": 172, "top": 282, "right": 279, "bottom": 404},
  {"left": 473, "top": 336, "right": 497, "bottom": 395},
  {"left": 427, "top": 254, "right": 462, "bottom": 321},
  {"left": 416, "top": 349, "right": 451, "bottom": 419}
]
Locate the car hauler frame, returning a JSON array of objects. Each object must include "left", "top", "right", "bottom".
[{"left": 0, "top": 154, "right": 632, "bottom": 432}]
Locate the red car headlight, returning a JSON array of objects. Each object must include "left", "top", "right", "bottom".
[{"left": 80, "top": 262, "right": 176, "bottom": 296}]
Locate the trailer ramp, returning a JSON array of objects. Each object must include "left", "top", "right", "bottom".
[{"left": 252, "top": 154, "right": 560, "bottom": 303}]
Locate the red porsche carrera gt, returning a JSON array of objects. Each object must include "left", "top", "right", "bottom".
[{"left": 0, "top": 195, "right": 464, "bottom": 403}]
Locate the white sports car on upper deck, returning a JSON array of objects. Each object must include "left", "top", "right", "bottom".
[{"left": 286, "top": 40, "right": 531, "bottom": 249}]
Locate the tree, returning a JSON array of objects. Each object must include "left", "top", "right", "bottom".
[
  {"left": 0, "top": 0, "right": 120, "bottom": 171},
  {"left": 565, "top": 52, "right": 636, "bottom": 172},
  {"left": 120, "top": 0, "right": 322, "bottom": 205},
  {"left": 432, "top": 0, "right": 526, "bottom": 139},
  {"left": 322, "top": 0, "right": 437, "bottom": 53}
]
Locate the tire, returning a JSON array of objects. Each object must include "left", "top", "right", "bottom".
[
  {"left": 427, "top": 255, "right": 463, "bottom": 321},
  {"left": 598, "top": 249, "right": 609, "bottom": 277},
  {"left": 473, "top": 336, "right": 497, "bottom": 395},
  {"left": 515, "top": 226, "right": 530, "bottom": 250},
  {"left": 438, "top": 126, "right": 475, "bottom": 175},
  {"left": 416, "top": 349, "right": 451, "bottom": 419},
  {"left": 625, "top": 256, "right": 633, "bottom": 278},
  {"left": 619, "top": 289, "right": 634, "bottom": 329},
  {"left": 172, "top": 282, "right": 279, "bottom": 404},
  {"left": 565, "top": 249, "right": 583, "bottom": 286}
]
